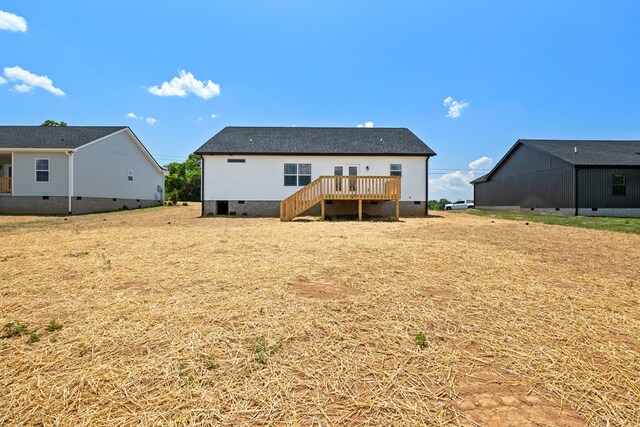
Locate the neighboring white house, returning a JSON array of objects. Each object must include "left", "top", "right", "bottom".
[
  {"left": 194, "top": 127, "right": 436, "bottom": 217},
  {"left": 0, "top": 126, "right": 166, "bottom": 215}
]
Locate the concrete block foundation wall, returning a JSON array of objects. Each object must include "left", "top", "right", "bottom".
[
  {"left": 203, "top": 200, "right": 427, "bottom": 217},
  {"left": 0, "top": 196, "right": 161, "bottom": 215}
]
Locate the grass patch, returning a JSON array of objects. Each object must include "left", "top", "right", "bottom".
[
  {"left": 466, "top": 209, "right": 640, "bottom": 234},
  {"left": 252, "top": 337, "right": 283, "bottom": 365},
  {"left": 2, "top": 322, "right": 30, "bottom": 338},
  {"left": 45, "top": 320, "right": 63, "bottom": 332},
  {"left": 414, "top": 332, "right": 429, "bottom": 348}
]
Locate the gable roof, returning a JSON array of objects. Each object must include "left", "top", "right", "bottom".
[
  {"left": 473, "top": 139, "right": 640, "bottom": 184},
  {"left": 0, "top": 126, "right": 127, "bottom": 150},
  {"left": 194, "top": 126, "right": 436, "bottom": 156}
]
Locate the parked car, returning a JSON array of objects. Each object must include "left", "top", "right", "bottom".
[{"left": 445, "top": 200, "right": 475, "bottom": 210}]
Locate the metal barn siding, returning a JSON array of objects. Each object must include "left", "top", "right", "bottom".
[
  {"left": 578, "top": 167, "right": 640, "bottom": 209},
  {"left": 475, "top": 144, "right": 575, "bottom": 208}
]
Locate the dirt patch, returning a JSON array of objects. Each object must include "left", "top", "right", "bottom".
[
  {"left": 291, "top": 280, "right": 362, "bottom": 300},
  {"left": 453, "top": 368, "right": 584, "bottom": 426}
]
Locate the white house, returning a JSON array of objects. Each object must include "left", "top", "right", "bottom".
[
  {"left": 194, "top": 127, "right": 436, "bottom": 219},
  {"left": 0, "top": 126, "right": 166, "bottom": 215}
]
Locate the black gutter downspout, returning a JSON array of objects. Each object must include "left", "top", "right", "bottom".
[
  {"left": 425, "top": 156, "right": 429, "bottom": 216},
  {"left": 200, "top": 155, "right": 205, "bottom": 217},
  {"left": 573, "top": 166, "right": 578, "bottom": 216}
]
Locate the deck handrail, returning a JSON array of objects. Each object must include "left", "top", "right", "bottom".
[
  {"left": 280, "top": 175, "right": 401, "bottom": 221},
  {"left": 0, "top": 177, "right": 11, "bottom": 193}
]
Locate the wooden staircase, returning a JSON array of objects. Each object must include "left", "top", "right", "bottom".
[{"left": 280, "top": 175, "right": 401, "bottom": 221}]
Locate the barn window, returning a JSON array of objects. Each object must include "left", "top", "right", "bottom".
[
  {"left": 227, "top": 159, "right": 245, "bottom": 163},
  {"left": 390, "top": 164, "right": 402, "bottom": 177},
  {"left": 284, "top": 163, "right": 311, "bottom": 186},
  {"left": 612, "top": 174, "right": 626, "bottom": 196},
  {"left": 35, "top": 158, "right": 49, "bottom": 182}
]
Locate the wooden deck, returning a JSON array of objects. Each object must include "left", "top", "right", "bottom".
[
  {"left": 0, "top": 177, "right": 11, "bottom": 193},
  {"left": 280, "top": 176, "right": 401, "bottom": 221}
]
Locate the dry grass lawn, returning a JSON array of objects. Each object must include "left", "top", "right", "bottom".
[{"left": 1, "top": 205, "right": 638, "bottom": 426}]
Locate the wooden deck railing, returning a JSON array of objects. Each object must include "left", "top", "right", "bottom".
[
  {"left": 280, "top": 176, "right": 401, "bottom": 221},
  {"left": 0, "top": 177, "right": 11, "bottom": 193}
]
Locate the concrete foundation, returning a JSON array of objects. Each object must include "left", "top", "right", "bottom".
[
  {"left": 0, "top": 195, "right": 161, "bottom": 215},
  {"left": 578, "top": 208, "right": 640, "bottom": 218},
  {"left": 203, "top": 200, "right": 427, "bottom": 217},
  {"left": 477, "top": 206, "right": 640, "bottom": 218}
]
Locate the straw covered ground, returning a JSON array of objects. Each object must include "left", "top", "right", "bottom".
[{"left": 1, "top": 205, "right": 638, "bottom": 426}]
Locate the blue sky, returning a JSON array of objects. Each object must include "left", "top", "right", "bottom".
[{"left": 1, "top": 1, "right": 640, "bottom": 199}]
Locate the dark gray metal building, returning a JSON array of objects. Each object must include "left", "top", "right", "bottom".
[{"left": 472, "top": 139, "right": 640, "bottom": 217}]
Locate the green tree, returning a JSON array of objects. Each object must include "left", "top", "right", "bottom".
[
  {"left": 428, "top": 199, "right": 452, "bottom": 211},
  {"left": 40, "top": 120, "right": 68, "bottom": 127},
  {"left": 164, "top": 153, "right": 201, "bottom": 201}
]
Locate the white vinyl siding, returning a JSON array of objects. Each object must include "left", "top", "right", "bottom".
[
  {"left": 203, "top": 155, "right": 426, "bottom": 201},
  {"left": 12, "top": 152, "right": 69, "bottom": 196},
  {"left": 73, "top": 131, "right": 164, "bottom": 200}
]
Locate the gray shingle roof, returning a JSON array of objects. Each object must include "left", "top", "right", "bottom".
[
  {"left": 194, "top": 127, "right": 436, "bottom": 156},
  {"left": 521, "top": 139, "right": 640, "bottom": 166},
  {"left": 0, "top": 126, "right": 127, "bottom": 149},
  {"left": 472, "top": 139, "right": 640, "bottom": 185}
]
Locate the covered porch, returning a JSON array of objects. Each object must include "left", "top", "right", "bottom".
[{"left": 0, "top": 153, "right": 12, "bottom": 194}]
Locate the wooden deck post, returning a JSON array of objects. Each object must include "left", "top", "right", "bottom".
[
  {"left": 395, "top": 199, "right": 400, "bottom": 220},
  {"left": 358, "top": 199, "right": 362, "bottom": 221},
  {"left": 321, "top": 199, "right": 325, "bottom": 220}
]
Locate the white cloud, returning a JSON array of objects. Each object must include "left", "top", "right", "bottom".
[
  {"left": 126, "top": 112, "right": 156, "bottom": 125},
  {"left": 3, "top": 66, "right": 65, "bottom": 96},
  {"left": 0, "top": 76, "right": 6, "bottom": 85},
  {"left": 148, "top": 70, "right": 220, "bottom": 99},
  {"left": 443, "top": 96, "right": 469, "bottom": 118},
  {"left": 357, "top": 121, "right": 374, "bottom": 128},
  {"left": 13, "top": 83, "right": 32, "bottom": 92},
  {"left": 429, "top": 156, "right": 493, "bottom": 200},
  {"left": 469, "top": 156, "right": 492, "bottom": 170},
  {"left": 210, "top": 113, "right": 219, "bottom": 119},
  {"left": 197, "top": 118, "right": 203, "bottom": 122},
  {"left": 0, "top": 10, "right": 27, "bottom": 32}
]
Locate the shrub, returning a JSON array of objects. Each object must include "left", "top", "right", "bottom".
[
  {"left": 167, "top": 189, "right": 179, "bottom": 205},
  {"left": 2, "top": 322, "right": 30, "bottom": 338}
]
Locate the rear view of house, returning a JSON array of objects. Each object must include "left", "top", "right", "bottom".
[
  {"left": 0, "top": 126, "right": 166, "bottom": 215},
  {"left": 472, "top": 139, "right": 640, "bottom": 217},
  {"left": 195, "top": 127, "right": 436, "bottom": 220}
]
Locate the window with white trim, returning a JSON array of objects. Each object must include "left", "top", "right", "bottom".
[
  {"left": 35, "top": 158, "right": 49, "bottom": 182},
  {"left": 128, "top": 170, "right": 134, "bottom": 182},
  {"left": 390, "top": 164, "right": 402, "bottom": 177},
  {"left": 284, "top": 163, "right": 312, "bottom": 186}
]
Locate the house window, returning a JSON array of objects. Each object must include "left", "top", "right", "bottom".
[
  {"left": 390, "top": 164, "right": 402, "bottom": 177},
  {"left": 612, "top": 174, "right": 626, "bottom": 196},
  {"left": 128, "top": 170, "right": 134, "bottom": 182},
  {"left": 284, "top": 163, "right": 312, "bottom": 186},
  {"left": 228, "top": 159, "right": 246, "bottom": 163},
  {"left": 35, "top": 158, "right": 49, "bottom": 182}
]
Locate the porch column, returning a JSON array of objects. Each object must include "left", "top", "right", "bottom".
[
  {"left": 395, "top": 199, "right": 400, "bottom": 220},
  {"left": 358, "top": 199, "right": 362, "bottom": 221}
]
